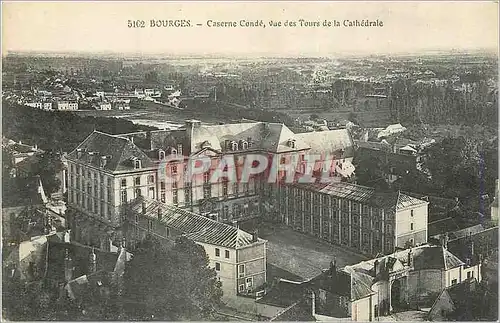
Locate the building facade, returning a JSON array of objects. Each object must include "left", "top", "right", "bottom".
[
  {"left": 266, "top": 181, "right": 429, "bottom": 256},
  {"left": 65, "top": 120, "right": 355, "bottom": 248},
  {"left": 123, "top": 197, "right": 267, "bottom": 298}
]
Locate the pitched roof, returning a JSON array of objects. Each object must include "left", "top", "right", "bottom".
[
  {"left": 257, "top": 279, "right": 307, "bottom": 307},
  {"left": 289, "top": 182, "right": 427, "bottom": 211},
  {"left": 428, "top": 217, "right": 460, "bottom": 237},
  {"left": 294, "top": 129, "right": 354, "bottom": 158},
  {"left": 66, "top": 131, "right": 155, "bottom": 172},
  {"left": 128, "top": 197, "right": 266, "bottom": 249}
]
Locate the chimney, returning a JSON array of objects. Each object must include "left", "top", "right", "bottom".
[
  {"left": 142, "top": 201, "right": 147, "bottom": 215},
  {"left": 64, "top": 249, "right": 73, "bottom": 282},
  {"left": 468, "top": 235, "right": 475, "bottom": 259},
  {"left": 407, "top": 249, "right": 413, "bottom": 267},
  {"left": 89, "top": 248, "right": 97, "bottom": 274},
  {"left": 251, "top": 230, "right": 258, "bottom": 243},
  {"left": 329, "top": 258, "right": 337, "bottom": 276},
  {"left": 440, "top": 232, "right": 449, "bottom": 249},
  {"left": 185, "top": 119, "right": 201, "bottom": 148},
  {"left": 374, "top": 259, "right": 379, "bottom": 276}
]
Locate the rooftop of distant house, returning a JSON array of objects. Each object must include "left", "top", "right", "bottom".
[{"left": 2, "top": 176, "right": 47, "bottom": 208}]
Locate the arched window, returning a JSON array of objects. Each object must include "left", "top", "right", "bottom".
[
  {"left": 231, "top": 141, "right": 238, "bottom": 151},
  {"left": 158, "top": 150, "right": 165, "bottom": 160},
  {"left": 170, "top": 148, "right": 177, "bottom": 156},
  {"left": 241, "top": 140, "right": 248, "bottom": 150}
]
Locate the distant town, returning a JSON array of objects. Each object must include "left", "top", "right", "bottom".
[{"left": 2, "top": 50, "right": 498, "bottom": 321}]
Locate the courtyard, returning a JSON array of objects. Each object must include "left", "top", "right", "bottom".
[{"left": 259, "top": 223, "right": 368, "bottom": 281}]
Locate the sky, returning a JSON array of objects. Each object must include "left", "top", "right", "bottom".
[{"left": 2, "top": 1, "right": 499, "bottom": 56}]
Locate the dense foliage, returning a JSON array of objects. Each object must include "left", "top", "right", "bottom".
[
  {"left": 2, "top": 100, "right": 156, "bottom": 153},
  {"left": 123, "top": 236, "right": 223, "bottom": 320}
]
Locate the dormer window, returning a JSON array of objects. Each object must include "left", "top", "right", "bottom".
[
  {"left": 159, "top": 150, "right": 165, "bottom": 160},
  {"left": 171, "top": 148, "right": 177, "bottom": 156},
  {"left": 288, "top": 139, "right": 296, "bottom": 149},
  {"left": 76, "top": 148, "right": 83, "bottom": 158},
  {"left": 231, "top": 141, "right": 238, "bottom": 151},
  {"left": 132, "top": 157, "right": 141, "bottom": 169},
  {"left": 241, "top": 140, "right": 248, "bottom": 150}
]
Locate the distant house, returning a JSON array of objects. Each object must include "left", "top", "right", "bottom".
[
  {"left": 428, "top": 279, "right": 479, "bottom": 321},
  {"left": 96, "top": 102, "right": 112, "bottom": 110}
]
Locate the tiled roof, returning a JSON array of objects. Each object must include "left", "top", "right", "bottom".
[
  {"left": 128, "top": 197, "right": 265, "bottom": 249},
  {"left": 289, "top": 182, "right": 427, "bottom": 211},
  {"left": 67, "top": 131, "right": 155, "bottom": 172}
]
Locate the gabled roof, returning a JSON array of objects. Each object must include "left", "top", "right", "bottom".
[
  {"left": 66, "top": 131, "right": 155, "bottom": 172},
  {"left": 128, "top": 197, "right": 266, "bottom": 249},
  {"left": 289, "top": 182, "right": 427, "bottom": 211}
]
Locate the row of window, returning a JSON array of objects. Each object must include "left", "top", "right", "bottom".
[
  {"left": 121, "top": 175, "right": 155, "bottom": 187},
  {"left": 215, "top": 248, "right": 230, "bottom": 258}
]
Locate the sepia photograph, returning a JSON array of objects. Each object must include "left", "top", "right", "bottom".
[{"left": 1, "top": 1, "right": 498, "bottom": 321}]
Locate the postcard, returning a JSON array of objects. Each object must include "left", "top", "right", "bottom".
[{"left": 1, "top": 1, "right": 498, "bottom": 321}]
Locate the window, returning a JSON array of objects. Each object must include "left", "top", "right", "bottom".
[
  {"left": 135, "top": 188, "right": 142, "bottom": 198},
  {"left": 215, "top": 248, "right": 220, "bottom": 257},
  {"left": 160, "top": 181, "right": 166, "bottom": 190},
  {"left": 246, "top": 277, "right": 253, "bottom": 288},
  {"left": 159, "top": 150, "right": 165, "bottom": 160},
  {"left": 467, "top": 271, "right": 471, "bottom": 279},
  {"left": 215, "top": 263, "right": 221, "bottom": 271},
  {"left": 107, "top": 178, "right": 112, "bottom": 187},
  {"left": 243, "top": 182, "right": 249, "bottom": 194},
  {"left": 239, "top": 284, "right": 245, "bottom": 292},
  {"left": 121, "top": 190, "right": 127, "bottom": 203},
  {"left": 231, "top": 141, "right": 238, "bottom": 151},
  {"left": 161, "top": 193, "right": 166, "bottom": 203},
  {"left": 239, "top": 264, "right": 245, "bottom": 275},
  {"left": 203, "top": 184, "right": 211, "bottom": 199},
  {"left": 233, "top": 182, "right": 239, "bottom": 196},
  {"left": 148, "top": 175, "right": 155, "bottom": 184},
  {"left": 172, "top": 181, "right": 178, "bottom": 189},
  {"left": 225, "top": 250, "right": 230, "bottom": 258},
  {"left": 172, "top": 190, "right": 178, "bottom": 205},
  {"left": 135, "top": 177, "right": 141, "bottom": 186},
  {"left": 121, "top": 179, "right": 127, "bottom": 187},
  {"left": 203, "top": 172, "right": 210, "bottom": 184},
  {"left": 451, "top": 279, "right": 457, "bottom": 285},
  {"left": 410, "top": 223, "right": 414, "bottom": 231},
  {"left": 172, "top": 165, "right": 178, "bottom": 175},
  {"left": 222, "top": 181, "right": 228, "bottom": 197},
  {"left": 241, "top": 141, "right": 248, "bottom": 150},
  {"left": 134, "top": 160, "right": 141, "bottom": 169},
  {"left": 185, "top": 188, "right": 191, "bottom": 205},
  {"left": 280, "top": 157, "right": 286, "bottom": 164},
  {"left": 148, "top": 220, "right": 153, "bottom": 231}
]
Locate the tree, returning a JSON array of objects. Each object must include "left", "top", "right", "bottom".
[
  {"left": 123, "top": 236, "right": 223, "bottom": 321},
  {"left": 27, "top": 152, "right": 64, "bottom": 195},
  {"left": 352, "top": 153, "right": 389, "bottom": 190}
]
